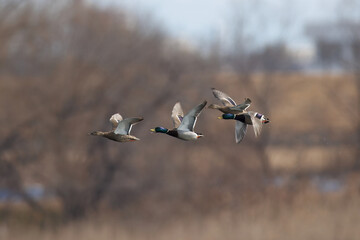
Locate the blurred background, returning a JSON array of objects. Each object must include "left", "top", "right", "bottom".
[{"left": 0, "top": 0, "right": 359, "bottom": 239}]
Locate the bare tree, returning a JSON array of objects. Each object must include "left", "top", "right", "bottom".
[
  {"left": 0, "top": 0, "right": 222, "bottom": 219},
  {"left": 330, "top": 0, "right": 360, "bottom": 169}
]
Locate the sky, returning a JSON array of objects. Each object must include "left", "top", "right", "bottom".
[
  {"left": 99, "top": 0, "right": 341, "bottom": 50},
  {"left": 118, "top": 0, "right": 228, "bottom": 41}
]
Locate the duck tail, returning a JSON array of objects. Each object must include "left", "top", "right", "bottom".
[{"left": 208, "top": 103, "right": 222, "bottom": 109}]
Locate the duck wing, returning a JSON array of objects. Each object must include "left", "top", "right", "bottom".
[
  {"left": 248, "top": 111, "right": 262, "bottom": 137},
  {"left": 114, "top": 117, "right": 143, "bottom": 135},
  {"left": 109, "top": 113, "right": 123, "bottom": 130},
  {"left": 229, "top": 98, "right": 251, "bottom": 112},
  {"left": 235, "top": 121, "right": 248, "bottom": 143},
  {"left": 211, "top": 88, "right": 237, "bottom": 107},
  {"left": 171, "top": 102, "right": 184, "bottom": 128},
  {"left": 178, "top": 100, "right": 207, "bottom": 132}
]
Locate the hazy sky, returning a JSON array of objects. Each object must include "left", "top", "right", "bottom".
[{"left": 100, "top": 0, "right": 340, "bottom": 49}]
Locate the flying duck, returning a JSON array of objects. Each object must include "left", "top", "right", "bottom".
[
  {"left": 150, "top": 100, "right": 207, "bottom": 141},
  {"left": 208, "top": 88, "right": 251, "bottom": 114},
  {"left": 218, "top": 111, "right": 270, "bottom": 143},
  {"left": 89, "top": 113, "right": 143, "bottom": 142}
]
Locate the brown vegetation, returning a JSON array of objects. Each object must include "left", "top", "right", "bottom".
[{"left": 0, "top": 0, "right": 359, "bottom": 239}]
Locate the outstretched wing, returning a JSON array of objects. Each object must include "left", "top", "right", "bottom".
[
  {"left": 109, "top": 113, "right": 123, "bottom": 130},
  {"left": 114, "top": 117, "right": 143, "bottom": 135},
  {"left": 248, "top": 112, "right": 262, "bottom": 137},
  {"left": 211, "top": 88, "right": 237, "bottom": 107},
  {"left": 178, "top": 101, "right": 207, "bottom": 132},
  {"left": 171, "top": 102, "right": 184, "bottom": 128},
  {"left": 229, "top": 98, "right": 251, "bottom": 112},
  {"left": 235, "top": 121, "right": 248, "bottom": 143}
]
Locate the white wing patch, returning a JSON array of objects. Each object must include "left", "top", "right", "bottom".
[
  {"left": 109, "top": 113, "right": 123, "bottom": 130},
  {"left": 171, "top": 102, "right": 184, "bottom": 128}
]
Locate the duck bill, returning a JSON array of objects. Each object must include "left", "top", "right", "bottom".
[
  {"left": 262, "top": 119, "right": 270, "bottom": 124},
  {"left": 217, "top": 116, "right": 223, "bottom": 119},
  {"left": 150, "top": 128, "right": 155, "bottom": 132},
  {"left": 197, "top": 134, "right": 204, "bottom": 138}
]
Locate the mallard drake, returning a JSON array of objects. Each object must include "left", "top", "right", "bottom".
[
  {"left": 218, "top": 111, "right": 270, "bottom": 143},
  {"left": 150, "top": 100, "right": 207, "bottom": 141},
  {"left": 89, "top": 113, "right": 143, "bottom": 142},
  {"left": 208, "top": 88, "right": 251, "bottom": 114}
]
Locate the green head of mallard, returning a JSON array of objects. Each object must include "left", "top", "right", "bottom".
[
  {"left": 218, "top": 113, "right": 236, "bottom": 120},
  {"left": 150, "top": 127, "right": 169, "bottom": 133}
]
